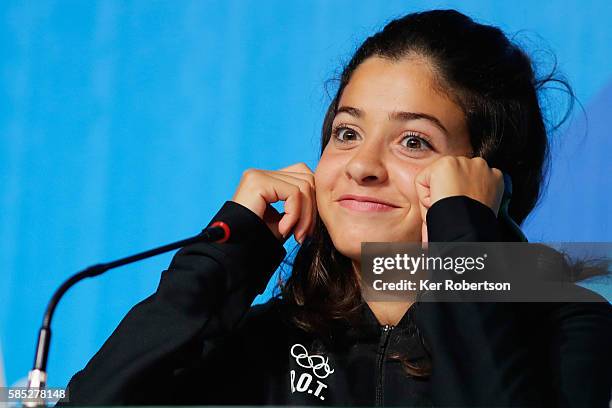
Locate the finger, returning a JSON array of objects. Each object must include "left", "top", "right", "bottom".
[
  {"left": 309, "top": 187, "right": 317, "bottom": 237},
  {"left": 266, "top": 170, "right": 317, "bottom": 239},
  {"left": 277, "top": 191, "right": 301, "bottom": 239},
  {"left": 258, "top": 178, "right": 303, "bottom": 238},
  {"left": 418, "top": 200, "right": 428, "bottom": 231},
  {"left": 414, "top": 166, "right": 431, "bottom": 201},
  {"left": 264, "top": 169, "right": 315, "bottom": 191},
  {"left": 267, "top": 173, "right": 314, "bottom": 242},
  {"left": 278, "top": 162, "right": 314, "bottom": 175},
  {"left": 414, "top": 166, "right": 433, "bottom": 211},
  {"left": 470, "top": 156, "right": 489, "bottom": 167},
  {"left": 262, "top": 205, "right": 283, "bottom": 240},
  {"left": 268, "top": 171, "right": 317, "bottom": 237},
  {"left": 415, "top": 185, "right": 432, "bottom": 209}
]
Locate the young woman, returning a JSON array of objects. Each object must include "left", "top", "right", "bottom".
[{"left": 58, "top": 9, "right": 612, "bottom": 407}]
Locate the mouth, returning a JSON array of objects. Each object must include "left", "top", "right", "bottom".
[{"left": 336, "top": 194, "right": 399, "bottom": 213}]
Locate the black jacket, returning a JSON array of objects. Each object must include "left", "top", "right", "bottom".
[{"left": 57, "top": 196, "right": 612, "bottom": 407}]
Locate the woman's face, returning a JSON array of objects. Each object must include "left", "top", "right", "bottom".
[{"left": 314, "top": 55, "right": 473, "bottom": 261}]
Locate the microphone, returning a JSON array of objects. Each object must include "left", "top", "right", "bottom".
[{"left": 23, "top": 221, "right": 231, "bottom": 407}]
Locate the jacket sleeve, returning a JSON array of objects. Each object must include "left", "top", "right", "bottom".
[
  {"left": 57, "top": 201, "right": 287, "bottom": 405},
  {"left": 413, "top": 195, "right": 612, "bottom": 407}
]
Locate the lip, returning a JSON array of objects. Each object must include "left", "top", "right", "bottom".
[{"left": 336, "top": 194, "right": 399, "bottom": 212}]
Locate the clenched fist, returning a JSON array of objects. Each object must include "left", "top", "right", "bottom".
[
  {"left": 415, "top": 156, "right": 505, "bottom": 243},
  {"left": 231, "top": 162, "right": 317, "bottom": 244}
]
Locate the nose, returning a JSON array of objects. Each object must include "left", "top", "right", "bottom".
[{"left": 344, "top": 141, "right": 388, "bottom": 184}]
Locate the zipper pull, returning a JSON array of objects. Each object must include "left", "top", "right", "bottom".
[
  {"left": 382, "top": 324, "right": 393, "bottom": 332},
  {"left": 378, "top": 325, "right": 393, "bottom": 350}
]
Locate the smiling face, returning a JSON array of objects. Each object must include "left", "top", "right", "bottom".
[{"left": 314, "top": 55, "right": 473, "bottom": 261}]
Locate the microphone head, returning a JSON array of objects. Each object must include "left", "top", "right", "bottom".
[{"left": 208, "top": 221, "right": 231, "bottom": 243}]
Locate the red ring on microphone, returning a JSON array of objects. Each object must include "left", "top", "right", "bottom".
[{"left": 210, "top": 221, "right": 230, "bottom": 243}]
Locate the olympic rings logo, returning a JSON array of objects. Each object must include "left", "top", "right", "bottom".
[{"left": 290, "top": 343, "right": 335, "bottom": 379}]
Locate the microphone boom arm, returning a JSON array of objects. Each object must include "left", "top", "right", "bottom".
[{"left": 24, "top": 221, "right": 230, "bottom": 407}]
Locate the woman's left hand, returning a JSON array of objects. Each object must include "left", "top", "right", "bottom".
[{"left": 415, "top": 156, "right": 505, "bottom": 243}]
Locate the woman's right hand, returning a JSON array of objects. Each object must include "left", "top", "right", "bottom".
[{"left": 231, "top": 162, "right": 317, "bottom": 244}]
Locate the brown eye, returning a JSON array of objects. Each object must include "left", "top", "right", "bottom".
[
  {"left": 401, "top": 134, "right": 432, "bottom": 151},
  {"left": 332, "top": 126, "right": 360, "bottom": 143}
]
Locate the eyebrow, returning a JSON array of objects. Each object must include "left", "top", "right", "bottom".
[{"left": 335, "top": 105, "right": 449, "bottom": 136}]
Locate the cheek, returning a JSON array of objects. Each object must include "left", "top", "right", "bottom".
[
  {"left": 389, "top": 163, "right": 421, "bottom": 202},
  {"left": 314, "top": 151, "right": 343, "bottom": 199}
]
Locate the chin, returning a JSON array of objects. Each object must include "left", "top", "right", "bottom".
[
  {"left": 332, "top": 243, "right": 362, "bottom": 263},
  {"left": 330, "top": 228, "right": 421, "bottom": 261},
  {"left": 329, "top": 232, "right": 413, "bottom": 262}
]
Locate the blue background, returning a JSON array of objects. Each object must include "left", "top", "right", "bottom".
[{"left": 1, "top": 0, "right": 610, "bottom": 388}]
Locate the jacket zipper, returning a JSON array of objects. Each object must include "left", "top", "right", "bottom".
[{"left": 376, "top": 324, "right": 393, "bottom": 406}]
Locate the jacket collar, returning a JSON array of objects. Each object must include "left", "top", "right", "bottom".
[{"left": 339, "top": 299, "right": 420, "bottom": 342}]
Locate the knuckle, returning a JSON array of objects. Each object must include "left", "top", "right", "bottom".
[
  {"left": 286, "top": 193, "right": 300, "bottom": 209},
  {"left": 242, "top": 168, "right": 259, "bottom": 180},
  {"left": 472, "top": 157, "right": 488, "bottom": 166},
  {"left": 306, "top": 177, "right": 316, "bottom": 190},
  {"left": 438, "top": 156, "right": 457, "bottom": 169},
  {"left": 290, "top": 184, "right": 301, "bottom": 195},
  {"left": 297, "top": 162, "right": 313, "bottom": 173},
  {"left": 300, "top": 183, "right": 312, "bottom": 197},
  {"left": 299, "top": 178, "right": 315, "bottom": 194},
  {"left": 286, "top": 162, "right": 309, "bottom": 172}
]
